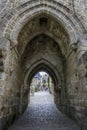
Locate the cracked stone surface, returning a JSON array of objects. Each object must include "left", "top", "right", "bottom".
[{"left": 8, "top": 91, "right": 80, "bottom": 130}]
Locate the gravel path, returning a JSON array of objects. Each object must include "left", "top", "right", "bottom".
[{"left": 8, "top": 91, "right": 80, "bottom": 130}]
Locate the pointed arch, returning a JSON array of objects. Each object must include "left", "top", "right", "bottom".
[
  {"left": 24, "top": 59, "right": 62, "bottom": 92},
  {"left": 3, "top": 1, "right": 83, "bottom": 45}
]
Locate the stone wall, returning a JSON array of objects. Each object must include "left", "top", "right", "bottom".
[
  {"left": 0, "top": 38, "right": 23, "bottom": 130},
  {"left": 65, "top": 41, "right": 87, "bottom": 129}
]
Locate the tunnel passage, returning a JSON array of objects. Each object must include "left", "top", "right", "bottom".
[
  {"left": 0, "top": 12, "right": 87, "bottom": 130},
  {"left": 19, "top": 34, "right": 66, "bottom": 114}
]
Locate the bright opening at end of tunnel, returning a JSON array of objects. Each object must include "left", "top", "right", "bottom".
[{"left": 30, "top": 71, "right": 54, "bottom": 96}]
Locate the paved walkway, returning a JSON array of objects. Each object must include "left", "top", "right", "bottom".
[{"left": 8, "top": 91, "right": 80, "bottom": 130}]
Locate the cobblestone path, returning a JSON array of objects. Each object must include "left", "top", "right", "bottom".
[{"left": 8, "top": 92, "right": 80, "bottom": 130}]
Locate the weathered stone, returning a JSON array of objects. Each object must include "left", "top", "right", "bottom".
[{"left": 0, "top": 0, "right": 87, "bottom": 130}]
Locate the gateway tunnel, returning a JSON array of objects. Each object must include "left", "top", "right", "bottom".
[{"left": 0, "top": 2, "right": 87, "bottom": 130}]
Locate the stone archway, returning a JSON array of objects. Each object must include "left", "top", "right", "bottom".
[
  {"left": 0, "top": 4, "right": 87, "bottom": 129},
  {"left": 23, "top": 59, "right": 63, "bottom": 112},
  {"left": 18, "top": 33, "right": 66, "bottom": 115}
]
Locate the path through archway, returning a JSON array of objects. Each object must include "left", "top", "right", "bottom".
[{"left": 0, "top": 10, "right": 86, "bottom": 130}]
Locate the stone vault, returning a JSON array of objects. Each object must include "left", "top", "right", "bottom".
[{"left": 0, "top": 0, "right": 87, "bottom": 130}]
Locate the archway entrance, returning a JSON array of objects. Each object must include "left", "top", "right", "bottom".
[
  {"left": 0, "top": 1, "right": 87, "bottom": 129},
  {"left": 19, "top": 33, "right": 66, "bottom": 115},
  {"left": 1, "top": 11, "right": 85, "bottom": 130}
]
